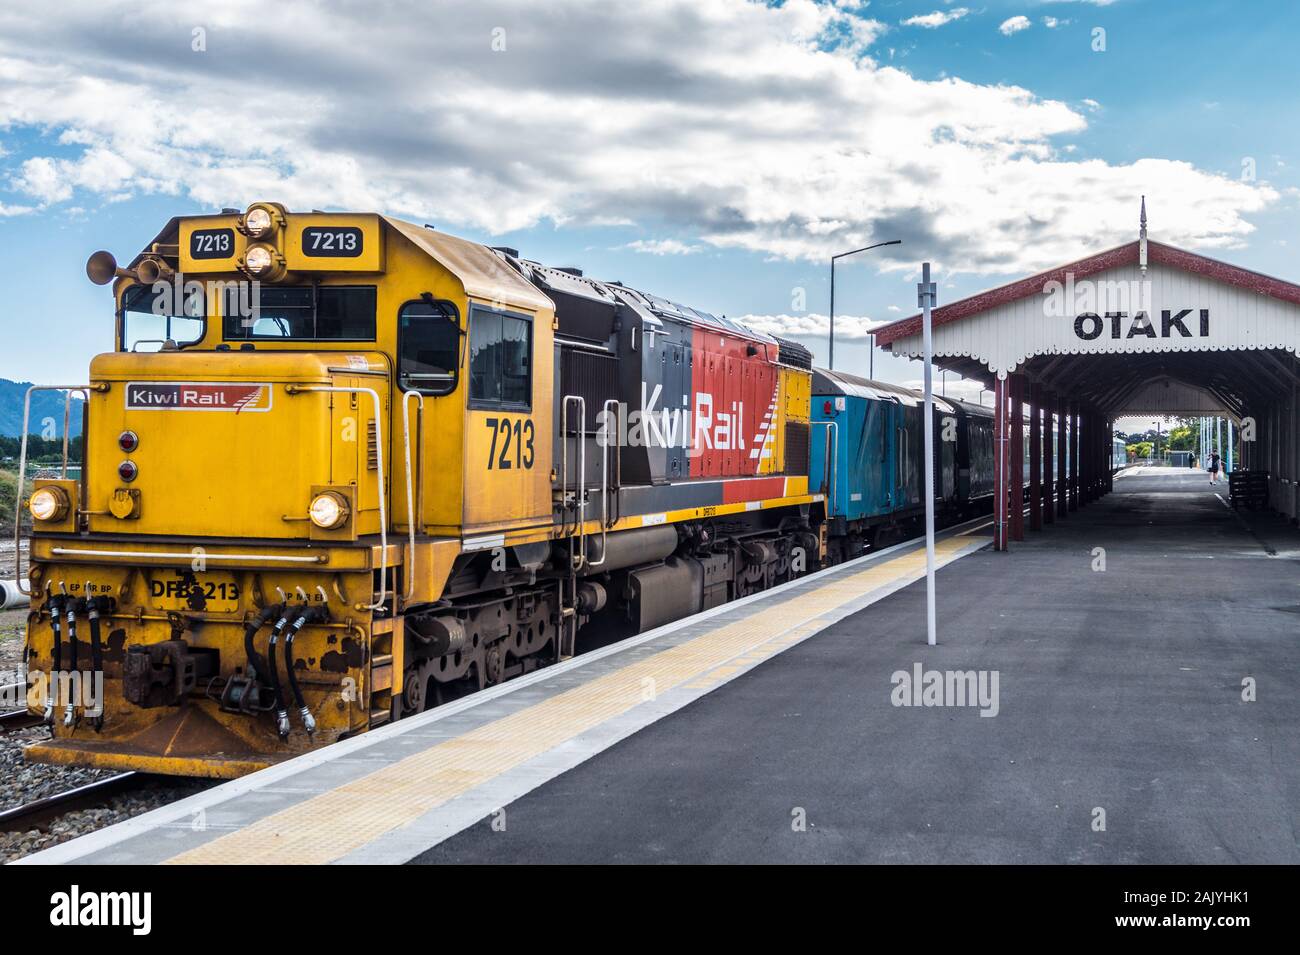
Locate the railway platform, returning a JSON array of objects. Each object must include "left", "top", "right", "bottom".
[
  {"left": 18, "top": 467, "right": 1300, "bottom": 865},
  {"left": 16, "top": 515, "right": 991, "bottom": 864}
]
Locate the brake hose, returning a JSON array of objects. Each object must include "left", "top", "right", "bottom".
[
  {"left": 284, "top": 606, "right": 327, "bottom": 737},
  {"left": 63, "top": 598, "right": 82, "bottom": 727},
  {"left": 266, "top": 609, "right": 294, "bottom": 739},
  {"left": 45, "top": 592, "right": 65, "bottom": 723}
]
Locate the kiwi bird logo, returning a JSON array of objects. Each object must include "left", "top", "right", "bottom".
[{"left": 231, "top": 387, "right": 266, "bottom": 414}]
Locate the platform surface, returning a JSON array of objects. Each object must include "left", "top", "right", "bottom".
[
  {"left": 17, "top": 515, "right": 989, "bottom": 864},
  {"left": 417, "top": 467, "right": 1300, "bottom": 864}
]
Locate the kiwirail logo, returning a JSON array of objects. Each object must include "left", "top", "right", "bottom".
[
  {"left": 890, "top": 663, "right": 1000, "bottom": 717},
  {"left": 49, "top": 886, "right": 152, "bottom": 936}
]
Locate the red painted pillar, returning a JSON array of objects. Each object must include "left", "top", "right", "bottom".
[
  {"left": 1092, "top": 412, "right": 1101, "bottom": 499},
  {"left": 1029, "top": 382, "right": 1042, "bottom": 531},
  {"left": 1079, "top": 411, "right": 1089, "bottom": 505},
  {"left": 1057, "top": 396, "right": 1068, "bottom": 518},
  {"left": 1010, "top": 374, "right": 1025, "bottom": 541},
  {"left": 1043, "top": 393, "right": 1055, "bottom": 525},
  {"left": 1106, "top": 418, "right": 1115, "bottom": 493},
  {"left": 1069, "top": 403, "right": 1080, "bottom": 511},
  {"left": 994, "top": 376, "right": 1008, "bottom": 551}
]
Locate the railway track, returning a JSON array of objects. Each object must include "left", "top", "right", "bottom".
[
  {"left": 0, "top": 680, "right": 42, "bottom": 733},
  {"left": 0, "top": 708, "right": 43, "bottom": 733},
  {"left": 0, "top": 772, "right": 144, "bottom": 833}
]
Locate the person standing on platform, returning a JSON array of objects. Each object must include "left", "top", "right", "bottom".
[{"left": 1209, "top": 450, "right": 1222, "bottom": 485}]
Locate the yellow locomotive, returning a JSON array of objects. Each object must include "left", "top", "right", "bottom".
[{"left": 15, "top": 203, "right": 823, "bottom": 777}]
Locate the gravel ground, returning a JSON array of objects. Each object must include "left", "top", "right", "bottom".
[
  {"left": 0, "top": 596, "right": 210, "bottom": 863},
  {"left": 0, "top": 775, "right": 211, "bottom": 863},
  {"left": 0, "top": 537, "right": 28, "bottom": 581}
]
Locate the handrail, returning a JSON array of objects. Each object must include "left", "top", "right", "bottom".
[
  {"left": 560, "top": 395, "right": 587, "bottom": 568},
  {"left": 588, "top": 398, "right": 621, "bottom": 567},
  {"left": 288, "top": 385, "right": 389, "bottom": 611},
  {"left": 50, "top": 547, "right": 325, "bottom": 563},
  {"left": 13, "top": 385, "right": 91, "bottom": 595},
  {"left": 400, "top": 390, "right": 424, "bottom": 601},
  {"left": 811, "top": 420, "right": 838, "bottom": 516}
]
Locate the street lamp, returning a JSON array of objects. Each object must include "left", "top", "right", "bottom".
[{"left": 829, "top": 239, "right": 901, "bottom": 375}]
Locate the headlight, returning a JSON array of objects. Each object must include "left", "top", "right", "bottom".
[
  {"left": 29, "top": 487, "right": 70, "bottom": 522},
  {"left": 309, "top": 492, "right": 350, "bottom": 529},
  {"left": 244, "top": 245, "right": 273, "bottom": 274},
  {"left": 244, "top": 207, "right": 273, "bottom": 237}
]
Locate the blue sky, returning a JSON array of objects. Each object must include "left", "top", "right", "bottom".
[{"left": 1, "top": 0, "right": 1295, "bottom": 397}]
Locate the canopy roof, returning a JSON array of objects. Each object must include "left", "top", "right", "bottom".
[{"left": 873, "top": 239, "right": 1300, "bottom": 419}]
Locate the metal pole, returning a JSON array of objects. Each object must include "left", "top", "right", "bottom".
[
  {"left": 1228, "top": 419, "right": 1234, "bottom": 473},
  {"left": 828, "top": 239, "right": 901, "bottom": 377},
  {"left": 919, "top": 262, "right": 937, "bottom": 647},
  {"left": 829, "top": 257, "right": 835, "bottom": 370}
]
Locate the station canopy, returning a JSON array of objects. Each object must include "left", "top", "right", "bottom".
[{"left": 874, "top": 221, "right": 1300, "bottom": 421}]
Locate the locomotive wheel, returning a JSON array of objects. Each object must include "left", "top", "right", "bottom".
[
  {"left": 402, "top": 670, "right": 424, "bottom": 715},
  {"left": 483, "top": 642, "right": 505, "bottom": 686}
]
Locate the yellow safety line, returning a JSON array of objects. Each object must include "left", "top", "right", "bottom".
[{"left": 167, "top": 534, "right": 984, "bottom": 865}]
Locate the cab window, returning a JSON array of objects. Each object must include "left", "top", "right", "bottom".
[
  {"left": 398, "top": 300, "right": 460, "bottom": 395},
  {"left": 223, "top": 285, "right": 376, "bottom": 340},
  {"left": 468, "top": 305, "right": 532, "bottom": 409},
  {"left": 119, "top": 282, "right": 205, "bottom": 351}
]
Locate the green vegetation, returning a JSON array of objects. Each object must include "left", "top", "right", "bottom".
[
  {"left": 0, "top": 434, "right": 84, "bottom": 465},
  {"left": 0, "top": 468, "right": 19, "bottom": 536}
]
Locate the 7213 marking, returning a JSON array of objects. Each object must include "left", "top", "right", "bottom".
[{"left": 485, "top": 417, "right": 535, "bottom": 470}]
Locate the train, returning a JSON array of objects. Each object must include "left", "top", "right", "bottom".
[{"left": 12, "top": 203, "right": 1041, "bottom": 777}]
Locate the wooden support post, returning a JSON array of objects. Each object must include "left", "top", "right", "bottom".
[
  {"left": 994, "top": 376, "right": 1008, "bottom": 551},
  {"left": 1106, "top": 418, "right": 1115, "bottom": 493},
  {"left": 1010, "top": 374, "right": 1025, "bottom": 541},
  {"left": 1043, "top": 393, "right": 1055, "bottom": 525},
  {"left": 1079, "top": 410, "right": 1089, "bottom": 505},
  {"left": 1029, "top": 382, "right": 1042, "bottom": 531},
  {"left": 1056, "top": 396, "right": 1068, "bottom": 518},
  {"left": 1069, "top": 403, "right": 1080, "bottom": 511}
]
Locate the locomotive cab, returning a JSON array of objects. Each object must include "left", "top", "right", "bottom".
[{"left": 18, "top": 205, "right": 556, "bottom": 776}]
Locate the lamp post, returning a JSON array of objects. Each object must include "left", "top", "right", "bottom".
[{"left": 829, "top": 239, "right": 901, "bottom": 374}]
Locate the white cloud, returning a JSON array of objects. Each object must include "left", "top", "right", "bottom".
[
  {"left": 1081, "top": 98, "right": 1101, "bottom": 112},
  {"left": 902, "top": 377, "right": 991, "bottom": 404},
  {"left": 736, "top": 313, "right": 885, "bottom": 340},
  {"left": 1042, "top": 16, "right": 1069, "bottom": 28},
  {"left": 0, "top": 0, "right": 1277, "bottom": 276},
  {"left": 622, "top": 239, "right": 702, "bottom": 255},
  {"left": 901, "top": 8, "right": 970, "bottom": 29},
  {"left": 1000, "top": 16, "right": 1032, "bottom": 35}
]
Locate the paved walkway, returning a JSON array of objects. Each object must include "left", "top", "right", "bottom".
[
  {"left": 19, "top": 517, "right": 990, "bottom": 864},
  {"left": 416, "top": 468, "right": 1300, "bottom": 864}
]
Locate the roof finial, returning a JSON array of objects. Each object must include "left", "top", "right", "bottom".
[{"left": 1139, "top": 194, "right": 1148, "bottom": 275}]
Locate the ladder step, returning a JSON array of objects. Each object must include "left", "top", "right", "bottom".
[
  {"left": 369, "top": 707, "right": 392, "bottom": 727},
  {"left": 371, "top": 659, "right": 394, "bottom": 693}
]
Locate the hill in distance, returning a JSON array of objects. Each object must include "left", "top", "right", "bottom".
[{"left": 0, "top": 378, "right": 85, "bottom": 438}]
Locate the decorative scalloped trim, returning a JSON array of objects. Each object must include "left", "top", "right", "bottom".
[{"left": 891, "top": 341, "right": 1300, "bottom": 376}]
